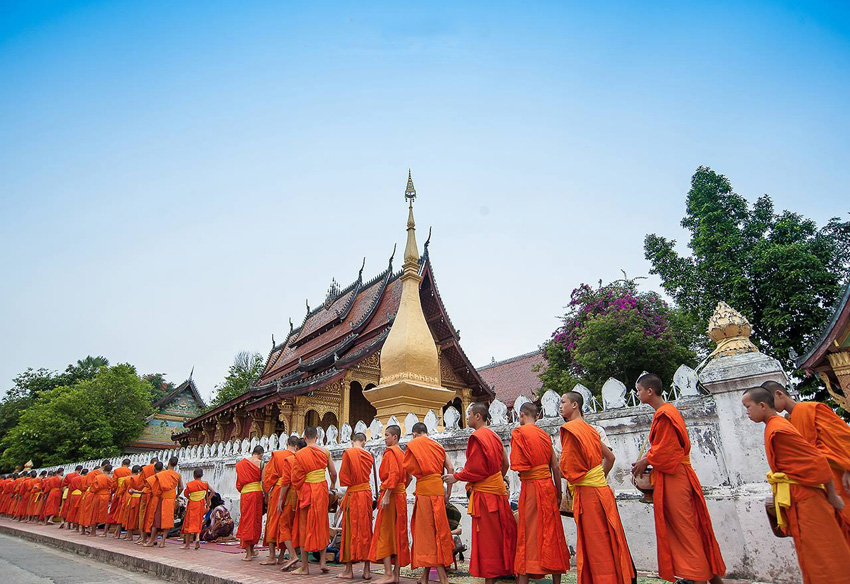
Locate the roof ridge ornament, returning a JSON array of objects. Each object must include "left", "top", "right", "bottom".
[
  {"left": 189, "top": 366, "right": 194, "bottom": 381},
  {"left": 404, "top": 169, "right": 416, "bottom": 202},
  {"left": 359, "top": 257, "right": 366, "bottom": 280}
]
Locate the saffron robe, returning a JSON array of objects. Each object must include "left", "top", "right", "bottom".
[
  {"left": 154, "top": 469, "right": 180, "bottom": 530},
  {"left": 182, "top": 479, "right": 209, "bottom": 535},
  {"left": 647, "top": 403, "right": 725, "bottom": 582},
  {"left": 0, "top": 478, "right": 10, "bottom": 515},
  {"left": 277, "top": 454, "right": 299, "bottom": 543},
  {"left": 42, "top": 475, "right": 64, "bottom": 518},
  {"left": 29, "top": 478, "right": 44, "bottom": 517},
  {"left": 454, "top": 426, "right": 517, "bottom": 578},
  {"left": 262, "top": 449, "right": 292, "bottom": 545},
  {"left": 138, "top": 463, "right": 156, "bottom": 531},
  {"left": 90, "top": 473, "right": 114, "bottom": 525},
  {"left": 789, "top": 401, "right": 850, "bottom": 540},
  {"left": 510, "top": 423, "right": 570, "bottom": 576},
  {"left": 79, "top": 469, "right": 103, "bottom": 527},
  {"left": 65, "top": 474, "right": 85, "bottom": 524},
  {"left": 235, "top": 458, "right": 263, "bottom": 548},
  {"left": 13, "top": 477, "right": 28, "bottom": 518},
  {"left": 764, "top": 415, "right": 850, "bottom": 584},
  {"left": 561, "top": 418, "right": 635, "bottom": 584},
  {"left": 124, "top": 473, "right": 144, "bottom": 530},
  {"left": 403, "top": 436, "right": 453, "bottom": 569},
  {"left": 369, "top": 445, "right": 410, "bottom": 566},
  {"left": 108, "top": 467, "right": 132, "bottom": 524},
  {"left": 58, "top": 472, "right": 78, "bottom": 520},
  {"left": 292, "top": 445, "right": 330, "bottom": 552},
  {"left": 143, "top": 474, "right": 161, "bottom": 532},
  {"left": 339, "top": 447, "right": 374, "bottom": 563}
]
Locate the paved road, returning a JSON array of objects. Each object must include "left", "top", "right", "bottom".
[{"left": 0, "top": 533, "right": 168, "bottom": 584}]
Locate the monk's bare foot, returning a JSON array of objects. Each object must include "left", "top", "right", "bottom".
[
  {"left": 321, "top": 567, "right": 331, "bottom": 574},
  {"left": 158, "top": 541, "right": 165, "bottom": 548},
  {"left": 194, "top": 542, "right": 200, "bottom": 550},
  {"left": 252, "top": 551, "right": 260, "bottom": 557},
  {"left": 260, "top": 559, "right": 278, "bottom": 565},
  {"left": 291, "top": 567, "right": 310, "bottom": 575},
  {"left": 337, "top": 572, "right": 355, "bottom": 579},
  {"left": 242, "top": 556, "right": 254, "bottom": 562},
  {"left": 180, "top": 544, "right": 189, "bottom": 549},
  {"left": 362, "top": 575, "right": 372, "bottom": 581},
  {"left": 372, "top": 577, "right": 394, "bottom": 584},
  {"left": 280, "top": 558, "right": 299, "bottom": 571},
  {"left": 143, "top": 541, "right": 155, "bottom": 547}
]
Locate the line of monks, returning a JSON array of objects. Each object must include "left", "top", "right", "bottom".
[{"left": 2, "top": 374, "right": 849, "bottom": 584}]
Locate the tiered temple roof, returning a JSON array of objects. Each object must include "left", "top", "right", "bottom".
[{"left": 478, "top": 350, "right": 545, "bottom": 408}]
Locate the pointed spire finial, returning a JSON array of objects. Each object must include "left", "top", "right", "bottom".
[
  {"left": 289, "top": 317, "right": 294, "bottom": 333},
  {"left": 404, "top": 169, "right": 416, "bottom": 203},
  {"left": 359, "top": 257, "right": 366, "bottom": 279},
  {"left": 271, "top": 333, "right": 275, "bottom": 348},
  {"left": 189, "top": 366, "right": 194, "bottom": 381}
]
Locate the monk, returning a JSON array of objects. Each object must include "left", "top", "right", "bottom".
[
  {"left": 632, "top": 373, "right": 726, "bottom": 584},
  {"left": 41, "top": 468, "right": 64, "bottom": 524},
  {"left": 107, "top": 458, "right": 132, "bottom": 537},
  {"left": 404, "top": 422, "right": 454, "bottom": 584},
  {"left": 236, "top": 445, "right": 265, "bottom": 561},
  {"left": 58, "top": 466, "right": 82, "bottom": 528},
  {"left": 28, "top": 470, "right": 47, "bottom": 522},
  {"left": 141, "top": 461, "right": 164, "bottom": 544},
  {"left": 182, "top": 467, "right": 213, "bottom": 550},
  {"left": 147, "top": 457, "right": 182, "bottom": 547},
  {"left": 338, "top": 431, "right": 375, "bottom": 580},
  {"left": 742, "top": 386, "right": 850, "bottom": 583},
  {"left": 510, "top": 402, "right": 570, "bottom": 584},
  {"left": 291, "top": 426, "right": 337, "bottom": 575},
  {"left": 370, "top": 425, "right": 411, "bottom": 584},
  {"left": 79, "top": 460, "right": 107, "bottom": 535},
  {"left": 771, "top": 380, "right": 850, "bottom": 539},
  {"left": 276, "top": 436, "right": 304, "bottom": 571},
  {"left": 90, "top": 464, "right": 115, "bottom": 537},
  {"left": 261, "top": 438, "right": 296, "bottom": 565},
  {"left": 561, "top": 392, "right": 635, "bottom": 584},
  {"left": 0, "top": 474, "right": 11, "bottom": 517},
  {"left": 12, "top": 472, "right": 28, "bottom": 521},
  {"left": 444, "top": 403, "right": 516, "bottom": 583},
  {"left": 123, "top": 465, "right": 144, "bottom": 541},
  {"left": 65, "top": 468, "right": 88, "bottom": 530},
  {"left": 137, "top": 458, "right": 158, "bottom": 545}
]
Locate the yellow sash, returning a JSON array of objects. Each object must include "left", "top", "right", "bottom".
[
  {"left": 346, "top": 482, "right": 371, "bottom": 493},
  {"left": 276, "top": 477, "right": 284, "bottom": 486},
  {"left": 117, "top": 476, "right": 128, "bottom": 487},
  {"left": 766, "top": 472, "right": 823, "bottom": 529},
  {"left": 62, "top": 487, "right": 69, "bottom": 500},
  {"left": 240, "top": 481, "right": 262, "bottom": 494},
  {"left": 130, "top": 493, "right": 142, "bottom": 498},
  {"left": 188, "top": 491, "right": 206, "bottom": 501},
  {"left": 568, "top": 464, "right": 607, "bottom": 497},
  {"left": 71, "top": 489, "right": 82, "bottom": 496},
  {"left": 415, "top": 474, "right": 445, "bottom": 497},
  {"left": 306, "top": 469, "right": 326, "bottom": 483},
  {"left": 519, "top": 465, "right": 550, "bottom": 481},
  {"left": 467, "top": 472, "right": 507, "bottom": 514}
]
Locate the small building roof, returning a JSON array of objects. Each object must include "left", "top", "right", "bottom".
[
  {"left": 478, "top": 350, "right": 545, "bottom": 407},
  {"left": 797, "top": 277, "right": 850, "bottom": 372}
]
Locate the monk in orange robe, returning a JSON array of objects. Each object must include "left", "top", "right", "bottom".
[
  {"left": 65, "top": 469, "right": 87, "bottom": 529},
  {"left": 404, "top": 422, "right": 453, "bottom": 584},
  {"left": 58, "top": 466, "right": 81, "bottom": 527},
  {"left": 632, "top": 373, "right": 725, "bottom": 584},
  {"left": 0, "top": 474, "right": 10, "bottom": 516},
  {"left": 123, "top": 465, "right": 144, "bottom": 541},
  {"left": 291, "top": 427, "right": 337, "bottom": 575},
  {"left": 90, "top": 464, "right": 115, "bottom": 537},
  {"left": 28, "top": 471, "right": 47, "bottom": 522},
  {"left": 79, "top": 460, "right": 108, "bottom": 534},
  {"left": 370, "top": 425, "right": 410, "bottom": 584},
  {"left": 141, "top": 461, "right": 164, "bottom": 544},
  {"left": 445, "top": 403, "right": 516, "bottom": 583},
  {"left": 12, "top": 473, "right": 29, "bottom": 520},
  {"left": 236, "top": 445, "right": 265, "bottom": 561},
  {"left": 338, "top": 431, "right": 375, "bottom": 579},
  {"left": 561, "top": 392, "right": 635, "bottom": 584},
  {"left": 182, "top": 467, "right": 213, "bottom": 549},
  {"left": 107, "top": 458, "right": 132, "bottom": 537},
  {"left": 742, "top": 386, "right": 850, "bottom": 584},
  {"left": 261, "top": 439, "right": 295, "bottom": 565},
  {"left": 772, "top": 381, "right": 850, "bottom": 542},
  {"left": 41, "top": 469, "right": 64, "bottom": 524},
  {"left": 510, "top": 402, "right": 570, "bottom": 584},
  {"left": 137, "top": 458, "right": 158, "bottom": 545},
  {"left": 146, "top": 456, "right": 182, "bottom": 547},
  {"left": 275, "top": 435, "right": 304, "bottom": 571}
]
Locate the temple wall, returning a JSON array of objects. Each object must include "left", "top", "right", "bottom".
[{"left": 39, "top": 351, "right": 802, "bottom": 583}]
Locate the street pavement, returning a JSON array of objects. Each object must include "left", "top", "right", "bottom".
[{"left": 0, "top": 532, "right": 167, "bottom": 584}]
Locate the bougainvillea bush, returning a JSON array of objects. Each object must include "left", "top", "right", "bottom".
[{"left": 539, "top": 278, "right": 697, "bottom": 396}]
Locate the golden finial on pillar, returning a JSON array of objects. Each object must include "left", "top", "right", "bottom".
[{"left": 706, "top": 301, "right": 759, "bottom": 360}]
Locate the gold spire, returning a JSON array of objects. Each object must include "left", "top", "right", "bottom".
[
  {"left": 706, "top": 301, "right": 758, "bottom": 359},
  {"left": 403, "top": 173, "right": 419, "bottom": 270}
]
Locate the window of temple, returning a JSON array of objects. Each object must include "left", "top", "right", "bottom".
[
  {"left": 348, "top": 381, "right": 377, "bottom": 427},
  {"left": 305, "top": 409, "right": 320, "bottom": 429},
  {"left": 321, "top": 411, "right": 338, "bottom": 431}
]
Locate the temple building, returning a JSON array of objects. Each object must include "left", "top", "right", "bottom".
[
  {"left": 174, "top": 174, "right": 492, "bottom": 446},
  {"left": 129, "top": 375, "right": 206, "bottom": 451},
  {"left": 478, "top": 350, "right": 545, "bottom": 412},
  {"left": 797, "top": 278, "right": 850, "bottom": 409}
]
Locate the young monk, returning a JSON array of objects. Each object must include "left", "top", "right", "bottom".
[
  {"left": 444, "top": 403, "right": 517, "bottom": 583},
  {"left": 41, "top": 468, "right": 64, "bottom": 524},
  {"left": 90, "top": 463, "right": 115, "bottom": 537},
  {"left": 147, "top": 457, "right": 182, "bottom": 547},
  {"left": 28, "top": 471, "right": 47, "bottom": 522},
  {"left": 338, "top": 431, "right": 374, "bottom": 580},
  {"left": 123, "top": 465, "right": 144, "bottom": 541},
  {"left": 261, "top": 438, "right": 296, "bottom": 565},
  {"left": 510, "top": 402, "right": 570, "bottom": 584},
  {"left": 770, "top": 380, "right": 850, "bottom": 541},
  {"left": 65, "top": 468, "right": 87, "bottom": 531},
  {"left": 561, "top": 392, "right": 636, "bottom": 584},
  {"left": 58, "top": 466, "right": 82, "bottom": 528},
  {"left": 631, "top": 373, "right": 726, "bottom": 584},
  {"left": 107, "top": 458, "right": 132, "bottom": 537},
  {"left": 140, "top": 461, "right": 164, "bottom": 544},
  {"left": 742, "top": 386, "right": 850, "bottom": 583},
  {"left": 404, "top": 422, "right": 454, "bottom": 584},
  {"left": 79, "top": 461, "right": 107, "bottom": 535},
  {"left": 291, "top": 426, "right": 337, "bottom": 575},
  {"left": 369, "top": 425, "right": 410, "bottom": 584},
  {"left": 137, "top": 458, "right": 158, "bottom": 544},
  {"left": 182, "top": 468, "right": 213, "bottom": 550},
  {"left": 236, "top": 445, "right": 264, "bottom": 561},
  {"left": 276, "top": 436, "right": 304, "bottom": 571},
  {"left": 12, "top": 472, "right": 28, "bottom": 521}
]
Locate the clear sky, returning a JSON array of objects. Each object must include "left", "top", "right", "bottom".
[{"left": 1, "top": 1, "right": 848, "bottom": 402}]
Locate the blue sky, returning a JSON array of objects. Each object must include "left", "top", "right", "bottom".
[{"left": 1, "top": 1, "right": 848, "bottom": 401}]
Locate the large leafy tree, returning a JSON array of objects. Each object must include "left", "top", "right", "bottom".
[
  {"left": 644, "top": 166, "right": 850, "bottom": 401},
  {"left": 208, "top": 351, "right": 265, "bottom": 410},
  {"left": 540, "top": 278, "right": 697, "bottom": 395}
]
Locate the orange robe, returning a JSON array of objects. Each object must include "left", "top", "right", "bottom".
[
  {"left": 108, "top": 467, "right": 132, "bottom": 525},
  {"left": 28, "top": 478, "right": 44, "bottom": 517},
  {"left": 58, "top": 472, "right": 78, "bottom": 520},
  {"left": 292, "top": 445, "right": 330, "bottom": 552},
  {"left": 403, "top": 436, "right": 453, "bottom": 569},
  {"left": 764, "top": 415, "right": 850, "bottom": 584},
  {"left": 262, "top": 449, "right": 292, "bottom": 545},
  {"left": 235, "top": 458, "right": 263, "bottom": 548},
  {"left": 339, "top": 448, "right": 374, "bottom": 563},
  {"left": 124, "top": 473, "right": 144, "bottom": 530},
  {"left": 511, "top": 423, "right": 570, "bottom": 576},
  {"left": 561, "top": 418, "right": 634, "bottom": 584},
  {"left": 42, "top": 476, "right": 64, "bottom": 518},
  {"left": 789, "top": 401, "right": 850, "bottom": 541},
  {"left": 80, "top": 469, "right": 103, "bottom": 527},
  {"left": 0, "top": 478, "right": 9, "bottom": 515},
  {"left": 13, "top": 477, "right": 28, "bottom": 518},
  {"left": 278, "top": 454, "right": 299, "bottom": 543},
  {"left": 155, "top": 469, "right": 180, "bottom": 530},
  {"left": 454, "top": 426, "right": 516, "bottom": 578},
  {"left": 91, "top": 473, "right": 114, "bottom": 525},
  {"left": 647, "top": 403, "right": 725, "bottom": 582},
  {"left": 143, "top": 474, "right": 161, "bottom": 532},
  {"left": 182, "top": 479, "right": 209, "bottom": 535},
  {"left": 65, "top": 474, "right": 85, "bottom": 524},
  {"left": 369, "top": 445, "right": 410, "bottom": 566},
  {"left": 138, "top": 464, "right": 156, "bottom": 531}
]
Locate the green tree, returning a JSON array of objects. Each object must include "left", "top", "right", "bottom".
[
  {"left": 540, "top": 278, "right": 697, "bottom": 395},
  {"left": 143, "top": 373, "right": 175, "bottom": 403},
  {"left": 644, "top": 166, "right": 850, "bottom": 404},
  {"left": 208, "top": 351, "right": 264, "bottom": 410}
]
